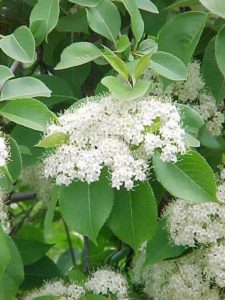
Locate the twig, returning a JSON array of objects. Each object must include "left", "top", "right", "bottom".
[
  {"left": 83, "top": 236, "right": 90, "bottom": 274},
  {"left": 63, "top": 219, "right": 76, "bottom": 268},
  {"left": 6, "top": 192, "right": 36, "bottom": 204},
  {"left": 10, "top": 60, "right": 21, "bottom": 73},
  {"left": 10, "top": 201, "right": 37, "bottom": 236}
]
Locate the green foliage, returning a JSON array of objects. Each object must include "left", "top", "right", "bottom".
[
  {"left": 158, "top": 12, "right": 207, "bottom": 64},
  {"left": 0, "top": 226, "right": 10, "bottom": 280},
  {"left": 0, "top": 26, "right": 36, "bottom": 63},
  {"left": 108, "top": 182, "right": 158, "bottom": 250},
  {"left": 59, "top": 173, "right": 114, "bottom": 243},
  {"left": 153, "top": 150, "right": 218, "bottom": 203},
  {"left": 0, "top": 66, "right": 14, "bottom": 86},
  {"left": 199, "top": 0, "right": 225, "bottom": 18},
  {"left": 145, "top": 219, "right": 185, "bottom": 265},
  {"left": 216, "top": 26, "right": 225, "bottom": 77}
]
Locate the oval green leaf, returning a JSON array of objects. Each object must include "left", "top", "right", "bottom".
[
  {"left": 150, "top": 51, "right": 187, "bottom": 81},
  {"left": 0, "top": 77, "right": 51, "bottom": 101},
  {"left": 153, "top": 150, "right": 218, "bottom": 203},
  {"left": 55, "top": 42, "right": 102, "bottom": 70},
  {"left": 0, "top": 66, "right": 14, "bottom": 86},
  {"left": 108, "top": 182, "right": 158, "bottom": 251},
  {"left": 199, "top": 0, "right": 225, "bottom": 18},
  {"left": 215, "top": 26, "right": 225, "bottom": 77},
  {"left": 0, "top": 26, "right": 35, "bottom": 63},
  {"left": 59, "top": 173, "right": 114, "bottom": 243}
]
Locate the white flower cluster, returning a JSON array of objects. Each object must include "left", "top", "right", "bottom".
[
  {"left": 85, "top": 269, "right": 128, "bottom": 299},
  {"left": 43, "top": 96, "right": 185, "bottom": 190},
  {"left": 217, "top": 167, "right": 225, "bottom": 203},
  {"left": 164, "top": 199, "right": 225, "bottom": 247},
  {"left": 20, "top": 163, "right": 52, "bottom": 204},
  {"left": 0, "top": 134, "right": 9, "bottom": 167},
  {"left": 142, "top": 250, "right": 221, "bottom": 300},
  {"left": 0, "top": 189, "right": 10, "bottom": 233},
  {"left": 145, "top": 61, "right": 224, "bottom": 136},
  {"left": 24, "top": 280, "right": 85, "bottom": 300}
]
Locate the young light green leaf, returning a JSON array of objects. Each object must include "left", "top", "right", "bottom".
[
  {"left": 0, "top": 98, "right": 56, "bottom": 131},
  {"left": 59, "top": 173, "right": 114, "bottom": 243},
  {"left": 55, "top": 42, "right": 102, "bottom": 70},
  {"left": 69, "top": 0, "right": 101, "bottom": 7},
  {"left": 36, "top": 132, "right": 68, "bottom": 148},
  {"left": 0, "top": 227, "right": 10, "bottom": 280},
  {"left": 135, "top": 54, "right": 151, "bottom": 79},
  {"left": 0, "top": 236, "right": 24, "bottom": 300},
  {"left": 30, "top": 0, "right": 60, "bottom": 42},
  {"left": 0, "top": 77, "right": 51, "bottom": 101},
  {"left": 108, "top": 182, "right": 158, "bottom": 250},
  {"left": 158, "top": 12, "right": 207, "bottom": 64},
  {"left": 0, "top": 66, "right": 14, "bottom": 86},
  {"left": 121, "top": 0, "right": 144, "bottom": 43},
  {"left": 202, "top": 37, "right": 225, "bottom": 104},
  {"left": 199, "top": 0, "right": 225, "bottom": 18},
  {"left": 215, "top": 26, "right": 225, "bottom": 77},
  {"left": 145, "top": 219, "right": 185, "bottom": 265},
  {"left": 103, "top": 47, "right": 129, "bottom": 80},
  {"left": 135, "top": 0, "right": 159, "bottom": 13},
  {"left": 153, "top": 150, "right": 218, "bottom": 203},
  {"left": 86, "top": 0, "right": 121, "bottom": 43},
  {"left": 150, "top": 51, "right": 187, "bottom": 81},
  {"left": 0, "top": 26, "right": 36, "bottom": 63},
  {"left": 115, "top": 35, "right": 130, "bottom": 53},
  {"left": 101, "top": 76, "right": 151, "bottom": 101}
]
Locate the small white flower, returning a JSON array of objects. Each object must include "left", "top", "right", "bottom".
[
  {"left": 24, "top": 280, "right": 85, "bottom": 300},
  {"left": 0, "top": 135, "right": 9, "bottom": 167},
  {"left": 85, "top": 268, "right": 128, "bottom": 299}
]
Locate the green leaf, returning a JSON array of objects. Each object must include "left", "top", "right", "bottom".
[
  {"left": 30, "top": 20, "right": 48, "bottom": 46},
  {"left": 14, "top": 239, "right": 52, "bottom": 265},
  {"left": 198, "top": 125, "right": 225, "bottom": 150},
  {"left": 178, "top": 104, "right": 204, "bottom": 137},
  {"left": 55, "top": 42, "right": 102, "bottom": 70},
  {"left": 116, "top": 35, "right": 131, "bottom": 53},
  {"left": 30, "top": 0, "right": 60, "bottom": 41},
  {"left": 86, "top": 0, "right": 121, "bottom": 43},
  {"left": 57, "top": 10, "right": 89, "bottom": 34},
  {"left": 0, "top": 26, "right": 36, "bottom": 63},
  {"left": 108, "top": 182, "right": 158, "bottom": 250},
  {"left": 0, "top": 236, "right": 24, "bottom": 300},
  {"left": 36, "top": 132, "right": 68, "bottom": 148},
  {"left": 0, "top": 98, "right": 55, "bottom": 131},
  {"left": 158, "top": 12, "right": 207, "bottom": 64},
  {"left": 69, "top": 0, "right": 101, "bottom": 7},
  {"left": 81, "top": 295, "right": 108, "bottom": 300},
  {"left": 22, "top": 256, "right": 61, "bottom": 290},
  {"left": 137, "top": 39, "right": 158, "bottom": 55},
  {"left": 145, "top": 219, "right": 185, "bottom": 265},
  {"left": 33, "top": 296, "right": 59, "bottom": 300},
  {"left": 101, "top": 76, "right": 150, "bottom": 100},
  {"left": 7, "top": 137, "right": 22, "bottom": 182},
  {"left": 121, "top": 0, "right": 144, "bottom": 43},
  {"left": 135, "top": 0, "right": 159, "bottom": 13},
  {"left": 59, "top": 173, "right": 114, "bottom": 243},
  {"left": 68, "top": 269, "right": 86, "bottom": 283},
  {"left": 150, "top": 51, "right": 187, "bottom": 80},
  {"left": 103, "top": 46, "right": 129, "bottom": 80},
  {"left": 0, "top": 227, "right": 10, "bottom": 280},
  {"left": 44, "top": 186, "right": 59, "bottom": 237},
  {"left": 153, "top": 150, "right": 218, "bottom": 203},
  {"left": 135, "top": 54, "right": 151, "bottom": 79},
  {"left": 202, "top": 37, "right": 225, "bottom": 104},
  {"left": 215, "top": 26, "right": 225, "bottom": 77},
  {"left": 199, "top": 0, "right": 225, "bottom": 18},
  {"left": 0, "top": 77, "right": 51, "bottom": 101},
  {"left": 0, "top": 66, "right": 14, "bottom": 86}
]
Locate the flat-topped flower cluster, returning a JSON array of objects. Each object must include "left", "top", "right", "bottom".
[
  {"left": 43, "top": 95, "right": 186, "bottom": 190},
  {"left": 131, "top": 166, "right": 225, "bottom": 299},
  {"left": 145, "top": 61, "right": 224, "bottom": 137},
  {"left": 24, "top": 268, "right": 128, "bottom": 300}
]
